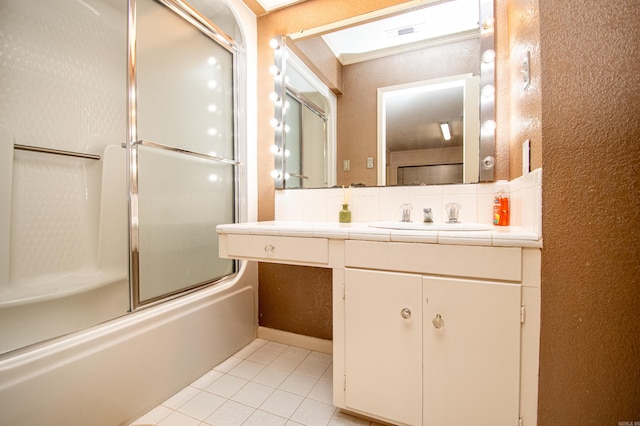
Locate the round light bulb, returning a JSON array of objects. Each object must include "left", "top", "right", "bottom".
[
  {"left": 269, "top": 92, "right": 281, "bottom": 103},
  {"left": 482, "top": 49, "right": 496, "bottom": 64},
  {"left": 269, "top": 118, "right": 280, "bottom": 128},
  {"left": 269, "top": 65, "right": 280, "bottom": 76},
  {"left": 481, "top": 84, "right": 495, "bottom": 99},
  {"left": 270, "top": 169, "right": 281, "bottom": 179},
  {"left": 269, "top": 38, "right": 280, "bottom": 50},
  {"left": 270, "top": 144, "right": 281, "bottom": 154}
]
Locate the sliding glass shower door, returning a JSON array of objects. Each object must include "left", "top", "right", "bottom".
[{"left": 130, "top": 0, "right": 238, "bottom": 306}]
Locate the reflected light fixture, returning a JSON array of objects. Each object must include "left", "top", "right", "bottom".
[{"left": 440, "top": 122, "right": 451, "bottom": 141}]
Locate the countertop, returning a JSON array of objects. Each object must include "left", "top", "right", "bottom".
[{"left": 216, "top": 221, "right": 542, "bottom": 248}]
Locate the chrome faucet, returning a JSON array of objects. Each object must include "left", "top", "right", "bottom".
[{"left": 423, "top": 208, "right": 434, "bottom": 223}]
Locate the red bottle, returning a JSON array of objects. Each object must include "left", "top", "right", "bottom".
[{"left": 493, "top": 182, "right": 510, "bottom": 226}]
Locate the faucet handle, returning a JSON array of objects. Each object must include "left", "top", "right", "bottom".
[{"left": 400, "top": 203, "right": 413, "bottom": 222}]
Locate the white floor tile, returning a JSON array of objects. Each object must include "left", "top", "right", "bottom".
[
  {"left": 162, "top": 386, "right": 200, "bottom": 410},
  {"left": 294, "top": 357, "right": 331, "bottom": 379},
  {"left": 157, "top": 411, "right": 200, "bottom": 426},
  {"left": 264, "top": 341, "right": 289, "bottom": 352},
  {"left": 252, "top": 365, "right": 291, "bottom": 388},
  {"left": 270, "top": 352, "right": 305, "bottom": 371},
  {"left": 130, "top": 405, "right": 173, "bottom": 425},
  {"left": 204, "top": 400, "right": 254, "bottom": 426},
  {"left": 176, "top": 390, "right": 226, "bottom": 421},
  {"left": 129, "top": 339, "right": 382, "bottom": 426},
  {"left": 290, "top": 398, "right": 337, "bottom": 426},
  {"left": 214, "top": 356, "right": 243, "bottom": 373},
  {"left": 228, "top": 359, "right": 265, "bottom": 380},
  {"left": 205, "top": 374, "right": 247, "bottom": 399},
  {"left": 279, "top": 371, "right": 319, "bottom": 396},
  {"left": 247, "top": 347, "right": 282, "bottom": 365},
  {"left": 243, "top": 409, "right": 288, "bottom": 426},
  {"left": 259, "top": 389, "right": 305, "bottom": 419},
  {"left": 308, "top": 379, "right": 333, "bottom": 404},
  {"left": 190, "top": 369, "right": 224, "bottom": 389},
  {"left": 230, "top": 381, "right": 275, "bottom": 408}
]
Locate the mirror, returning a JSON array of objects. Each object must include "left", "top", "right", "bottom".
[{"left": 270, "top": 0, "right": 495, "bottom": 188}]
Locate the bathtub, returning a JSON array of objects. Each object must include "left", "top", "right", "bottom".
[
  {"left": 0, "top": 141, "right": 258, "bottom": 425},
  {"left": 0, "top": 262, "right": 258, "bottom": 426}
]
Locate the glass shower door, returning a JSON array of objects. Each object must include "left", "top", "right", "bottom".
[{"left": 132, "top": 0, "right": 237, "bottom": 306}]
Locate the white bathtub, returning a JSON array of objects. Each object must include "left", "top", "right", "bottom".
[{"left": 0, "top": 261, "right": 258, "bottom": 426}]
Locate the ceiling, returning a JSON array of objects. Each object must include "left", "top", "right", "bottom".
[{"left": 321, "top": 0, "right": 479, "bottom": 65}]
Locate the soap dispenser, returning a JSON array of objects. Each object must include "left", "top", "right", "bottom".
[{"left": 493, "top": 180, "right": 510, "bottom": 226}]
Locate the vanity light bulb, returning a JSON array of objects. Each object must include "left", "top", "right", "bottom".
[
  {"left": 269, "top": 65, "right": 280, "bottom": 76},
  {"left": 269, "top": 118, "right": 280, "bottom": 128},
  {"left": 270, "top": 144, "right": 281, "bottom": 154},
  {"left": 269, "top": 38, "right": 280, "bottom": 50},
  {"left": 482, "top": 120, "right": 497, "bottom": 135},
  {"left": 270, "top": 169, "right": 281, "bottom": 179},
  {"left": 284, "top": 149, "right": 290, "bottom": 158},
  {"left": 481, "top": 84, "right": 495, "bottom": 99},
  {"left": 482, "top": 49, "right": 496, "bottom": 64},
  {"left": 269, "top": 92, "right": 281, "bottom": 103},
  {"left": 284, "top": 172, "right": 291, "bottom": 180}
]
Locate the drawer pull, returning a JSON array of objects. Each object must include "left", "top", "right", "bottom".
[
  {"left": 432, "top": 314, "right": 445, "bottom": 329},
  {"left": 264, "top": 244, "right": 275, "bottom": 254},
  {"left": 400, "top": 308, "right": 412, "bottom": 319}
]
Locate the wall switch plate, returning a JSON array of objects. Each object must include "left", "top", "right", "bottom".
[
  {"left": 343, "top": 159, "right": 350, "bottom": 171},
  {"left": 366, "top": 157, "right": 374, "bottom": 169},
  {"left": 522, "top": 139, "right": 531, "bottom": 174}
]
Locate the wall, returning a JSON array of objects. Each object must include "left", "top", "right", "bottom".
[
  {"left": 537, "top": 0, "right": 640, "bottom": 423},
  {"left": 256, "top": 0, "right": 412, "bottom": 340}
]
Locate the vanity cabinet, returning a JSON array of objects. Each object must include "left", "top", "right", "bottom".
[
  {"left": 341, "top": 269, "right": 521, "bottom": 426},
  {"left": 217, "top": 224, "right": 541, "bottom": 426}
]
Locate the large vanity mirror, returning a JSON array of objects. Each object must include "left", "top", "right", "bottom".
[{"left": 269, "top": 0, "right": 495, "bottom": 189}]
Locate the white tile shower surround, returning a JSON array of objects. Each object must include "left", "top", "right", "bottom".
[{"left": 130, "top": 339, "right": 382, "bottom": 426}]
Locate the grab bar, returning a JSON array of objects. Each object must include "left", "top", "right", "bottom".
[
  {"left": 133, "top": 139, "right": 240, "bottom": 166},
  {"left": 14, "top": 144, "right": 101, "bottom": 160}
]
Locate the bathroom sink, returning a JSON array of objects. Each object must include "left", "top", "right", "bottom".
[{"left": 368, "top": 221, "right": 494, "bottom": 231}]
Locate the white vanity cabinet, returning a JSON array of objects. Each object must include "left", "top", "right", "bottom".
[
  {"left": 344, "top": 269, "right": 423, "bottom": 426},
  {"left": 340, "top": 269, "right": 521, "bottom": 426},
  {"left": 217, "top": 223, "right": 541, "bottom": 426}
]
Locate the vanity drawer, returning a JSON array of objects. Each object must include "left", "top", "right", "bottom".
[
  {"left": 224, "top": 234, "right": 329, "bottom": 265},
  {"left": 345, "top": 240, "right": 522, "bottom": 282}
]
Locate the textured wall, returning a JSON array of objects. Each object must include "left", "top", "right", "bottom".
[
  {"left": 538, "top": 0, "right": 640, "bottom": 423},
  {"left": 256, "top": 0, "right": 409, "bottom": 339}
]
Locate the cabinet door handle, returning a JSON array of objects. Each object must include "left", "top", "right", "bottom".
[
  {"left": 400, "top": 308, "right": 412, "bottom": 319},
  {"left": 264, "top": 244, "right": 275, "bottom": 254},
  {"left": 432, "top": 313, "right": 445, "bottom": 329}
]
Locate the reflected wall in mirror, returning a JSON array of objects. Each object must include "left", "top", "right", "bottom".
[{"left": 270, "top": 0, "right": 495, "bottom": 188}]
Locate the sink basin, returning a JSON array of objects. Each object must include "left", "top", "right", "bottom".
[{"left": 368, "top": 221, "right": 494, "bottom": 231}]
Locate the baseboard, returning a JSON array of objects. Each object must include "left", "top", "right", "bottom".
[{"left": 257, "top": 326, "right": 332, "bottom": 354}]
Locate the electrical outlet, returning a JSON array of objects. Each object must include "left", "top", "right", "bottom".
[
  {"left": 343, "top": 159, "right": 350, "bottom": 171},
  {"left": 366, "top": 157, "right": 374, "bottom": 169}
]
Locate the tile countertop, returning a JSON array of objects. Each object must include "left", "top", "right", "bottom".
[{"left": 216, "top": 221, "right": 542, "bottom": 248}]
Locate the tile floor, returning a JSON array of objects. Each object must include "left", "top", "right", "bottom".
[{"left": 129, "top": 338, "right": 385, "bottom": 426}]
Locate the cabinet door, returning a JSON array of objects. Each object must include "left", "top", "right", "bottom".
[
  {"left": 423, "top": 276, "right": 521, "bottom": 426},
  {"left": 344, "top": 269, "right": 423, "bottom": 426}
]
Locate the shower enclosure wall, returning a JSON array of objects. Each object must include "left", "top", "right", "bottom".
[{"left": 0, "top": 0, "right": 257, "bottom": 423}]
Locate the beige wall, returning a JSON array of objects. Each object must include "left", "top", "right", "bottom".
[{"left": 254, "top": 0, "right": 640, "bottom": 423}]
